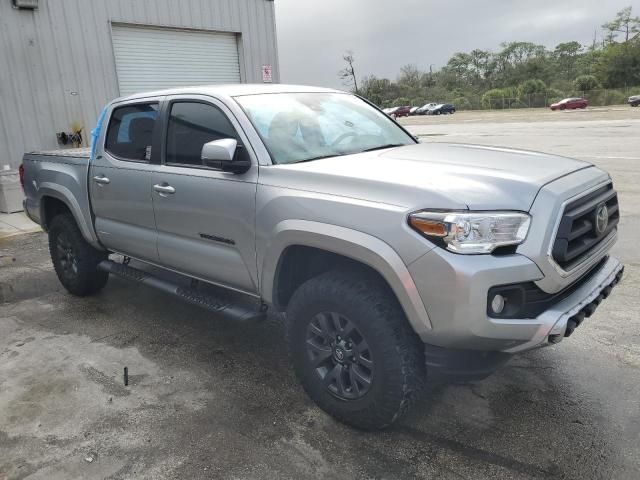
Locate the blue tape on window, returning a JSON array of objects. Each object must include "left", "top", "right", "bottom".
[{"left": 90, "top": 106, "right": 108, "bottom": 160}]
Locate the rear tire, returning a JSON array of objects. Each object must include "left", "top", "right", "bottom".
[
  {"left": 48, "top": 214, "right": 109, "bottom": 296},
  {"left": 286, "top": 269, "right": 425, "bottom": 430}
]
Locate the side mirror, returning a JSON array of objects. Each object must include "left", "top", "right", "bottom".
[
  {"left": 201, "top": 138, "right": 251, "bottom": 174},
  {"left": 201, "top": 138, "right": 237, "bottom": 164}
]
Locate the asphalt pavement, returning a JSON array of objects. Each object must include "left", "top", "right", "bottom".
[{"left": 1, "top": 107, "right": 638, "bottom": 479}]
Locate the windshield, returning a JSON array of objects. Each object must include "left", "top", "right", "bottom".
[{"left": 235, "top": 92, "right": 416, "bottom": 164}]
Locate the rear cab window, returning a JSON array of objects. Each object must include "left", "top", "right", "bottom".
[{"left": 105, "top": 103, "right": 159, "bottom": 161}]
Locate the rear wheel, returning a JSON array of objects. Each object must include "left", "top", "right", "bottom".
[
  {"left": 48, "top": 214, "right": 109, "bottom": 296},
  {"left": 286, "top": 269, "right": 425, "bottom": 430}
]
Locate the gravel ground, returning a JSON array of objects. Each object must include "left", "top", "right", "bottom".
[{"left": 0, "top": 107, "right": 639, "bottom": 479}]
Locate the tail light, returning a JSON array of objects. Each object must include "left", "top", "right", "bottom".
[{"left": 19, "top": 164, "right": 25, "bottom": 188}]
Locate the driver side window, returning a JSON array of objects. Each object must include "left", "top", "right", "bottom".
[{"left": 165, "top": 101, "right": 241, "bottom": 167}]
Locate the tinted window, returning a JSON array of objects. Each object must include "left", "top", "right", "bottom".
[
  {"left": 166, "top": 102, "right": 239, "bottom": 166},
  {"left": 105, "top": 104, "right": 158, "bottom": 161}
]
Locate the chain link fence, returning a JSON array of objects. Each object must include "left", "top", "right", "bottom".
[{"left": 440, "top": 86, "right": 640, "bottom": 111}]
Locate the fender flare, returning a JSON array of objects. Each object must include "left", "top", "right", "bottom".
[
  {"left": 38, "top": 183, "right": 101, "bottom": 248},
  {"left": 260, "top": 219, "right": 432, "bottom": 339}
]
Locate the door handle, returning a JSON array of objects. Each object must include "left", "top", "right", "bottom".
[
  {"left": 93, "top": 175, "right": 110, "bottom": 185},
  {"left": 153, "top": 183, "right": 176, "bottom": 195}
]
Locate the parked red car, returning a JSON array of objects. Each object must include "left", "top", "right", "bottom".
[
  {"left": 550, "top": 97, "right": 588, "bottom": 110},
  {"left": 392, "top": 105, "right": 412, "bottom": 118}
]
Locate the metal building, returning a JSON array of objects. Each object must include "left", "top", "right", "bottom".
[{"left": 0, "top": 0, "right": 280, "bottom": 169}]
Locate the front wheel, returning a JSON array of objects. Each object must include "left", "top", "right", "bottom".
[
  {"left": 286, "top": 269, "right": 425, "bottom": 430},
  {"left": 48, "top": 214, "right": 109, "bottom": 296}
]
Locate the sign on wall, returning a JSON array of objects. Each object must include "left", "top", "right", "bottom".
[{"left": 262, "top": 65, "right": 273, "bottom": 83}]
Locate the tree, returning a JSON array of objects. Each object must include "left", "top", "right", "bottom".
[
  {"left": 339, "top": 51, "right": 359, "bottom": 94},
  {"left": 397, "top": 64, "right": 423, "bottom": 89},
  {"left": 517, "top": 79, "right": 547, "bottom": 97},
  {"left": 602, "top": 6, "right": 640, "bottom": 43},
  {"left": 360, "top": 75, "right": 395, "bottom": 106},
  {"left": 554, "top": 41, "right": 582, "bottom": 79},
  {"left": 595, "top": 42, "right": 640, "bottom": 87},
  {"left": 573, "top": 75, "right": 601, "bottom": 91}
]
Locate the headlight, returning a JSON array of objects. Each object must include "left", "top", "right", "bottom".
[{"left": 409, "top": 211, "right": 531, "bottom": 254}]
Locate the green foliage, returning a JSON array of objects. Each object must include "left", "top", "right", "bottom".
[
  {"left": 574, "top": 75, "right": 601, "bottom": 91},
  {"left": 352, "top": 7, "right": 640, "bottom": 109},
  {"left": 546, "top": 88, "right": 566, "bottom": 104},
  {"left": 595, "top": 41, "right": 640, "bottom": 87},
  {"left": 482, "top": 88, "right": 513, "bottom": 109},
  {"left": 517, "top": 79, "right": 547, "bottom": 97}
]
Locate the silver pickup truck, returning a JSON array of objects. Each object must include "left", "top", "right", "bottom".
[{"left": 21, "top": 84, "right": 623, "bottom": 430}]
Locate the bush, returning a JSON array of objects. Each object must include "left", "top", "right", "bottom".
[
  {"left": 546, "top": 87, "right": 565, "bottom": 105},
  {"left": 603, "top": 90, "right": 627, "bottom": 105},
  {"left": 452, "top": 97, "right": 472, "bottom": 110},
  {"left": 573, "top": 75, "right": 601, "bottom": 92},
  {"left": 518, "top": 79, "right": 547, "bottom": 97},
  {"left": 392, "top": 97, "right": 410, "bottom": 106},
  {"left": 481, "top": 88, "right": 515, "bottom": 109}
]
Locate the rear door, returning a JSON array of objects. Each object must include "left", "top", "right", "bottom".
[
  {"left": 90, "top": 99, "right": 162, "bottom": 262},
  {"left": 151, "top": 95, "right": 259, "bottom": 294}
]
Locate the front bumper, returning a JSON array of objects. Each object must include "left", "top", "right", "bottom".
[
  {"left": 408, "top": 247, "right": 623, "bottom": 353},
  {"left": 513, "top": 256, "right": 623, "bottom": 353}
]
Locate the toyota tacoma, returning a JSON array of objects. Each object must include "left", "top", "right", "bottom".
[{"left": 21, "top": 85, "right": 623, "bottom": 430}]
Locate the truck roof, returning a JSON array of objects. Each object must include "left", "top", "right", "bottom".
[{"left": 114, "top": 84, "right": 344, "bottom": 104}]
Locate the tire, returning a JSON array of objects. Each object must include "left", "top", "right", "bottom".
[
  {"left": 48, "top": 213, "right": 109, "bottom": 296},
  {"left": 286, "top": 269, "right": 425, "bottom": 430}
]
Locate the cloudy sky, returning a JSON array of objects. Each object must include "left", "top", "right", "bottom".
[{"left": 274, "top": 0, "right": 638, "bottom": 88}]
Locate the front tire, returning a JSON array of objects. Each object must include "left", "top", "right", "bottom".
[
  {"left": 286, "top": 269, "right": 425, "bottom": 430},
  {"left": 48, "top": 214, "right": 109, "bottom": 296}
]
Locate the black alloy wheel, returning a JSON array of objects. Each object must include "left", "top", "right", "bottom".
[
  {"left": 305, "top": 311, "right": 374, "bottom": 400},
  {"left": 55, "top": 231, "right": 79, "bottom": 281}
]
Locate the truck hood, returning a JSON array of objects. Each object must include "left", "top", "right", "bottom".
[{"left": 265, "top": 143, "right": 592, "bottom": 211}]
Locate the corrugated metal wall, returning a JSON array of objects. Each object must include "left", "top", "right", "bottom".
[{"left": 0, "top": 0, "right": 280, "bottom": 169}]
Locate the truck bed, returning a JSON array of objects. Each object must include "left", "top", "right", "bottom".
[
  {"left": 22, "top": 148, "right": 98, "bottom": 245},
  {"left": 25, "top": 147, "right": 90, "bottom": 158}
]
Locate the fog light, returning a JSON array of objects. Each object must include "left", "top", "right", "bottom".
[{"left": 491, "top": 294, "right": 506, "bottom": 314}]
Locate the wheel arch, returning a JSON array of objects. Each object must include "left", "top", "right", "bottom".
[
  {"left": 260, "top": 220, "right": 432, "bottom": 339},
  {"left": 38, "top": 185, "right": 101, "bottom": 249}
]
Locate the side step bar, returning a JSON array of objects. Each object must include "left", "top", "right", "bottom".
[{"left": 98, "top": 260, "right": 266, "bottom": 322}]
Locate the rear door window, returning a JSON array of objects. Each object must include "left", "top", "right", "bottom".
[{"left": 105, "top": 103, "right": 158, "bottom": 161}]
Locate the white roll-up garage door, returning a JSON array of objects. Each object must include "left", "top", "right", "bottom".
[{"left": 111, "top": 25, "right": 241, "bottom": 96}]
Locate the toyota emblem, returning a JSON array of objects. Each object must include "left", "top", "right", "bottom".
[{"left": 594, "top": 203, "right": 609, "bottom": 236}]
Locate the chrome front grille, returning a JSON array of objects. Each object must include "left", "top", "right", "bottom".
[{"left": 551, "top": 183, "right": 619, "bottom": 271}]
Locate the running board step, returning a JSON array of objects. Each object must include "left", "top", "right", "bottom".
[{"left": 98, "top": 260, "right": 266, "bottom": 322}]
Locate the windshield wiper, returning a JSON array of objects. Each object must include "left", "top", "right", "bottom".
[
  {"left": 293, "top": 154, "right": 340, "bottom": 164},
  {"left": 359, "top": 143, "right": 405, "bottom": 153}
]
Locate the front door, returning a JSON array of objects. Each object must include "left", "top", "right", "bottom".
[
  {"left": 151, "top": 97, "right": 259, "bottom": 294},
  {"left": 90, "top": 100, "right": 161, "bottom": 262}
]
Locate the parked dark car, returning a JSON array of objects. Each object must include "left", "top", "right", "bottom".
[
  {"left": 628, "top": 95, "right": 640, "bottom": 107},
  {"left": 428, "top": 104, "right": 456, "bottom": 115},
  {"left": 392, "top": 105, "right": 412, "bottom": 118},
  {"left": 550, "top": 97, "right": 588, "bottom": 110}
]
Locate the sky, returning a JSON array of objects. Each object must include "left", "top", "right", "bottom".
[{"left": 274, "top": 0, "right": 639, "bottom": 88}]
